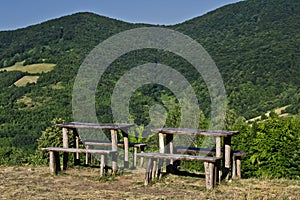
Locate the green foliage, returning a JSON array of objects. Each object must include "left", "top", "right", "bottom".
[
  {"left": 30, "top": 118, "right": 74, "bottom": 166},
  {"left": 0, "top": 70, "right": 26, "bottom": 88},
  {"left": 0, "top": 146, "right": 30, "bottom": 166},
  {"left": 232, "top": 116, "right": 300, "bottom": 179}
]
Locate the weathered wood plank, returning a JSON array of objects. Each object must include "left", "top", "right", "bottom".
[
  {"left": 41, "top": 147, "right": 116, "bottom": 154},
  {"left": 136, "top": 152, "right": 221, "bottom": 163},
  {"left": 56, "top": 122, "right": 134, "bottom": 130},
  {"left": 152, "top": 128, "right": 239, "bottom": 137},
  {"left": 175, "top": 146, "right": 248, "bottom": 157},
  {"left": 138, "top": 152, "right": 220, "bottom": 190}
]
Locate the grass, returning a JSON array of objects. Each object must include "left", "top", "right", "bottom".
[
  {"left": 0, "top": 61, "right": 56, "bottom": 87},
  {"left": 16, "top": 95, "right": 51, "bottom": 110},
  {"left": 1, "top": 61, "right": 56, "bottom": 74},
  {"left": 14, "top": 75, "right": 39, "bottom": 86},
  {"left": 0, "top": 166, "right": 299, "bottom": 200}
]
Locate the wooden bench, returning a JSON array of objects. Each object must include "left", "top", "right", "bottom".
[
  {"left": 83, "top": 140, "right": 147, "bottom": 168},
  {"left": 174, "top": 146, "right": 247, "bottom": 178},
  {"left": 41, "top": 147, "right": 117, "bottom": 176},
  {"left": 136, "top": 152, "right": 222, "bottom": 190}
]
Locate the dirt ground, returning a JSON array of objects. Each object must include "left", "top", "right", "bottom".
[{"left": 0, "top": 166, "right": 299, "bottom": 200}]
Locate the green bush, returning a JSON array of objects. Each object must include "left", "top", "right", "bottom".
[
  {"left": 29, "top": 118, "right": 74, "bottom": 166},
  {"left": 232, "top": 116, "right": 300, "bottom": 179}
]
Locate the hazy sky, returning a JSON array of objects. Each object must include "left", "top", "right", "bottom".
[{"left": 0, "top": 0, "right": 242, "bottom": 31}]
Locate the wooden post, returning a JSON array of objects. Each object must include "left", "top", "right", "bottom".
[
  {"left": 122, "top": 129, "right": 129, "bottom": 168},
  {"left": 152, "top": 159, "right": 157, "bottom": 180},
  {"left": 224, "top": 136, "right": 231, "bottom": 168},
  {"left": 49, "top": 151, "right": 60, "bottom": 174},
  {"left": 236, "top": 157, "right": 241, "bottom": 178},
  {"left": 100, "top": 154, "right": 105, "bottom": 177},
  {"left": 145, "top": 158, "right": 153, "bottom": 186},
  {"left": 209, "top": 162, "right": 215, "bottom": 189},
  {"left": 157, "top": 158, "right": 163, "bottom": 179},
  {"left": 133, "top": 146, "right": 138, "bottom": 168},
  {"left": 73, "top": 129, "right": 80, "bottom": 165},
  {"left": 166, "top": 134, "right": 174, "bottom": 165},
  {"left": 232, "top": 155, "right": 237, "bottom": 179},
  {"left": 62, "top": 127, "right": 68, "bottom": 170},
  {"left": 140, "top": 145, "right": 145, "bottom": 167},
  {"left": 111, "top": 129, "right": 118, "bottom": 174},
  {"left": 158, "top": 132, "right": 165, "bottom": 174},
  {"left": 204, "top": 162, "right": 211, "bottom": 190},
  {"left": 49, "top": 151, "right": 55, "bottom": 174},
  {"left": 158, "top": 133, "right": 165, "bottom": 153},
  {"left": 215, "top": 136, "right": 221, "bottom": 183},
  {"left": 224, "top": 136, "right": 231, "bottom": 180}
]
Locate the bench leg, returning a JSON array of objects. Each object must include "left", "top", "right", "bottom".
[
  {"left": 140, "top": 146, "right": 145, "bottom": 167},
  {"left": 111, "top": 152, "right": 118, "bottom": 175},
  {"left": 100, "top": 154, "right": 105, "bottom": 177},
  {"left": 209, "top": 163, "right": 215, "bottom": 189},
  {"left": 49, "top": 151, "right": 60, "bottom": 175},
  {"left": 157, "top": 159, "right": 164, "bottom": 179},
  {"left": 232, "top": 155, "right": 237, "bottom": 179},
  {"left": 204, "top": 162, "right": 215, "bottom": 190},
  {"left": 236, "top": 156, "right": 241, "bottom": 178},
  {"left": 145, "top": 158, "right": 153, "bottom": 186},
  {"left": 133, "top": 146, "right": 138, "bottom": 168},
  {"left": 152, "top": 159, "right": 157, "bottom": 180}
]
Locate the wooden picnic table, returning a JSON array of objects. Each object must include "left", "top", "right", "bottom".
[
  {"left": 56, "top": 122, "right": 134, "bottom": 171},
  {"left": 152, "top": 128, "right": 240, "bottom": 180}
]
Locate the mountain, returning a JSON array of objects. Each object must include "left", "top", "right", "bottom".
[
  {"left": 0, "top": 0, "right": 299, "bottom": 164},
  {"left": 173, "top": 0, "right": 300, "bottom": 117}
]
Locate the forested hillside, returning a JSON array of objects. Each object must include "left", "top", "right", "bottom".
[
  {"left": 174, "top": 0, "right": 300, "bottom": 118},
  {"left": 0, "top": 0, "right": 299, "bottom": 176}
]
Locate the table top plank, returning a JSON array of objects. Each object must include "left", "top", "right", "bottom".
[
  {"left": 56, "top": 122, "right": 134, "bottom": 130},
  {"left": 152, "top": 128, "right": 239, "bottom": 136}
]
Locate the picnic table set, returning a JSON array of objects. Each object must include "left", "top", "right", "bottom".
[{"left": 41, "top": 122, "right": 247, "bottom": 190}]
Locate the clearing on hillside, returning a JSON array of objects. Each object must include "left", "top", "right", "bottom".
[
  {"left": 1, "top": 61, "right": 56, "bottom": 74},
  {"left": 14, "top": 76, "right": 39, "bottom": 86}
]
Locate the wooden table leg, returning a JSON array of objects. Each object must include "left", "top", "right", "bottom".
[
  {"left": 223, "top": 136, "right": 231, "bottom": 180},
  {"left": 111, "top": 129, "right": 118, "bottom": 174},
  {"left": 158, "top": 132, "right": 165, "bottom": 174},
  {"left": 158, "top": 132, "right": 165, "bottom": 153},
  {"left": 165, "top": 134, "right": 174, "bottom": 173},
  {"left": 215, "top": 136, "right": 221, "bottom": 183},
  {"left": 122, "top": 129, "right": 129, "bottom": 168},
  {"left": 62, "top": 127, "right": 68, "bottom": 170},
  {"left": 73, "top": 129, "right": 80, "bottom": 165}
]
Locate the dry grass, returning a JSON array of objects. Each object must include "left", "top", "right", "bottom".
[
  {"left": 1, "top": 61, "right": 55, "bottom": 74},
  {"left": 14, "top": 76, "right": 39, "bottom": 86},
  {"left": 16, "top": 95, "right": 51, "bottom": 110},
  {"left": 0, "top": 166, "right": 299, "bottom": 200}
]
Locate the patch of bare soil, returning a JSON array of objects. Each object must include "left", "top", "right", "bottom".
[{"left": 0, "top": 166, "right": 299, "bottom": 200}]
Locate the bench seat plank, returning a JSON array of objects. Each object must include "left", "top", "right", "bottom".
[
  {"left": 175, "top": 146, "right": 247, "bottom": 179},
  {"left": 137, "top": 152, "right": 221, "bottom": 190},
  {"left": 41, "top": 147, "right": 117, "bottom": 176},
  {"left": 137, "top": 152, "right": 221, "bottom": 163},
  {"left": 41, "top": 147, "right": 116, "bottom": 154},
  {"left": 175, "top": 146, "right": 248, "bottom": 157}
]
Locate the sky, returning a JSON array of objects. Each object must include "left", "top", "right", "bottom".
[{"left": 0, "top": 0, "right": 242, "bottom": 31}]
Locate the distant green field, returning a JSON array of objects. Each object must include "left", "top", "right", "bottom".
[{"left": 1, "top": 61, "right": 56, "bottom": 74}]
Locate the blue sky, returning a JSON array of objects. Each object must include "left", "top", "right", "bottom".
[{"left": 0, "top": 0, "right": 242, "bottom": 31}]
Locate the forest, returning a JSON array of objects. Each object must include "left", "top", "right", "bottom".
[{"left": 0, "top": 0, "right": 299, "bottom": 179}]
